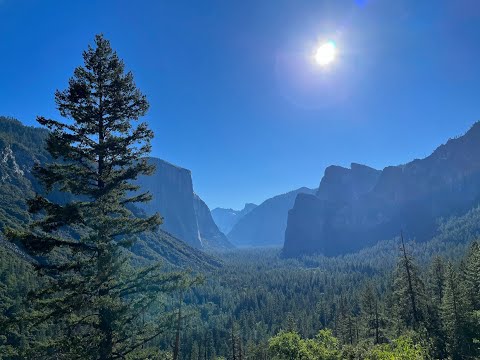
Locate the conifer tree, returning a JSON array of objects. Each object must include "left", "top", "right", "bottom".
[
  {"left": 203, "top": 329, "right": 215, "bottom": 360},
  {"left": 393, "top": 233, "right": 426, "bottom": 330},
  {"left": 7, "top": 34, "right": 183, "bottom": 359},
  {"left": 463, "top": 241, "right": 480, "bottom": 311},
  {"left": 172, "top": 291, "right": 183, "bottom": 360},
  {"left": 425, "top": 256, "right": 448, "bottom": 359},
  {"left": 336, "top": 297, "right": 356, "bottom": 345},
  {"left": 190, "top": 341, "right": 200, "bottom": 360},
  {"left": 360, "top": 282, "right": 384, "bottom": 344},
  {"left": 461, "top": 242, "right": 480, "bottom": 357},
  {"left": 442, "top": 262, "right": 468, "bottom": 359},
  {"left": 429, "top": 256, "right": 446, "bottom": 308},
  {"left": 0, "top": 285, "right": 19, "bottom": 359},
  {"left": 172, "top": 276, "right": 202, "bottom": 360},
  {"left": 285, "top": 313, "right": 297, "bottom": 332},
  {"left": 229, "top": 319, "right": 245, "bottom": 360}
]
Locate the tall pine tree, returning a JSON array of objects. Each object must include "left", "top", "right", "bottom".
[
  {"left": 360, "top": 282, "right": 385, "bottom": 344},
  {"left": 461, "top": 241, "right": 480, "bottom": 357},
  {"left": 463, "top": 241, "right": 480, "bottom": 311},
  {"left": 7, "top": 34, "right": 183, "bottom": 360},
  {"left": 393, "top": 233, "right": 426, "bottom": 331},
  {"left": 442, "top": 262, "right": 468, "bottom": 359},
  {"left": 425, "top": 256, "right": 448, "bottom": 359}
]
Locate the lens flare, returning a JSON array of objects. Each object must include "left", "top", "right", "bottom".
[{"left": 314, "top": 41, "right": 336, "bottom": 66}]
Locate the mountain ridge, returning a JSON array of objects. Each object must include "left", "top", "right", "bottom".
[
  {"left": 211, "top": 203, "right": 257, "bottom": 235},
  {"left": 284, "top": 121, "right": 480, "bottom": 257},
  {"left": 228, "top": 187, "right": 316, "bottom": 247}
]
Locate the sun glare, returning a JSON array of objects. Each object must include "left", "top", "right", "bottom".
[{"left": 314, "top": 41, "right": 336, "bottom": 66}]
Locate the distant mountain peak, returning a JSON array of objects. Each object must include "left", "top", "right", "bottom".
[
  {"left": 227, "top": 187, "right": 317, "bottom": 247},
  {"left": 243, "top": 203, "right": 257, "bottom": 211},
  {"left": 211, "top": 203, "right": 258, "bottom": 235}
]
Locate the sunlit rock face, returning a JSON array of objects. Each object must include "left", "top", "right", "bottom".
[
  {"left": 284, "top": 122, "right": 480, "bottom": 257},
  {"left": 0, "top": 118, "right": 48, "bottom": 184},
  {"left": 194, "top": 194, "right": 233, "bottom": 250},
  {"left": 0, "top": 117, "right": 72, "bottom": 225},
  {"left": 135, "top": 158, "right": 202, "bottom": 248},
  {"left": 136, "top": 158, "right": 232, "bottom": 250}
]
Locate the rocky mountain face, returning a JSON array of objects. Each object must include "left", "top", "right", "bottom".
[
  {"left": 0, "top": 118, "right": 50, "bottom": 229},
  {"left": 228, "top": 187, "right": 316, "bottom": 247},
  {"left": 135, "top": 158, "right": 232, "bottom": 249},
  {"left": 135, "top": 158, "right": 202, "bottom": 248},
  {"left": 284, "top": 122, "right": 480, "bottom": 257},
  {"left": 211, "top": 203, "right": 257, "bottom": 234},
  {"left": 193, "top": 195, "right": 233, "bottom": 250},
  {"left": 316, "top": 163, "right": 381, "bottom": 203},
  {"left": 0, "top": 117, "right": 225, "bottom": 267}
]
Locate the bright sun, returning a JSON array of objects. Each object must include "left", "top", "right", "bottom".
[{"left": 314, "top": 41, "right": 336, "bottom": 66}]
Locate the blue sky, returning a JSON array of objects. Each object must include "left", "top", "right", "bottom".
[{"left": 1, "top": 0, "right": 480, "bottom": 210}]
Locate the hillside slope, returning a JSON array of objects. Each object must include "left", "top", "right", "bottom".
[{"left": 0, "top": 116, "right": 220, "bottom": 268}]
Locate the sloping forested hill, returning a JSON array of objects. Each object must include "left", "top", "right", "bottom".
[
  {"left": 0, "top": 116, "right": 220, "bottom": 270},
  {"left": 0, "top": 116, "right": 220, "bottom": 358}
]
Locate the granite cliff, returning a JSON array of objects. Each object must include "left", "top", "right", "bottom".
[
  {"left": 284, "top": 123, "right": 480, "bottom": 256},
  {"left": 135, "top": 158, "right": 232, "bottom": 249},
  {"left": 194, "top": 194, "right": 233, "bottom": 250}
]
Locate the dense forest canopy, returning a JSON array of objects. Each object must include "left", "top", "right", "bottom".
[{"left": 2, "top": 222, "right": 480, "bottom": 359}]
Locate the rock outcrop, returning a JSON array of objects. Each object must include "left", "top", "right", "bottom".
[
  {"left": 284, "top": 122, "right": 480, "bottom": 257},
  {"left": 135, "top": 158, "right": 203, "bottom": 248},
  {"left": 194, "top": 195, "right": 233, "bottom": 250},
  {"left": 135, "top": 158, "right": 232, "bottom": 249}
]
